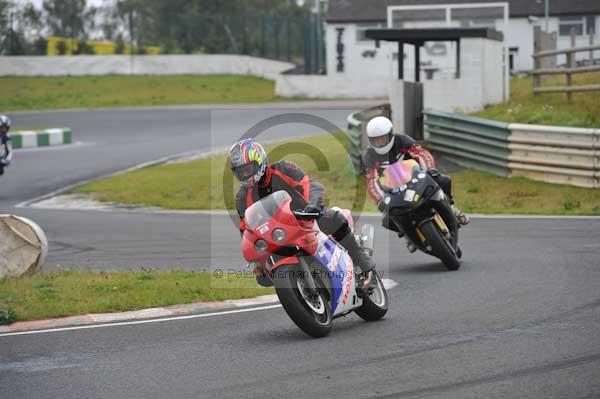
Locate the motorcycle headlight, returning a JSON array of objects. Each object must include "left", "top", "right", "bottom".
[
  {"left": 271, "top": 228, "right": 287, "bottom": 243},
  {"left": 254, "top": 239, "right": 268, "bottom": 253}
]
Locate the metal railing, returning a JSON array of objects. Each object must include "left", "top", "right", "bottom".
[
  {"left": 350, "top": 107, "right": 598, "bottom": 188},
  {"left": 425, "top": 110, "right": 599, "bottom": 188},
  {"left": 508, "top": 123, "right": 599, "bottom": 188},
  {"left": 424, "top": 110, "right": 511, "bottom": 177}
]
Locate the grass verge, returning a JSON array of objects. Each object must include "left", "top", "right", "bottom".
[
  {"left": 0, "top": 270, "right": 273, "bottom": 323},
  {"left": 451, "top": 170, "right": 600, "bottom": 215},
  {"left": 74, "top": 133, "right": 600, "bottom": 215},
  {"left": 0, "top": 74, "right": 293, "bottom": 111},
  {"left": 474, "top": 72, "right": 600, "bottom": 127}
]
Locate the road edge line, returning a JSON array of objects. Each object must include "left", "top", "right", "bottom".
[{"left": 0, "top": 297, "right": 281, "bottom": 337}]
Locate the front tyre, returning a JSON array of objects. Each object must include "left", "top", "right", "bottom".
[
  {"left": 355, "top": 272, "right": 388, "bottom": 321},
  {"left": 420, "top": 220, "right": 461, "bottom": 271},
  {"left": 273, "top": 264, "right": 333, "bottom": 338}
]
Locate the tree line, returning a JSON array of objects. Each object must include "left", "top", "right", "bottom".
[{"left": 0, "top": 0, "right": 315, "bottom": 61}]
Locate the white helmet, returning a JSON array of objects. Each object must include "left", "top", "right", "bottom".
[
  {"left": 366, "top": 116, "right": 395, "bottom": 155},
  {"left": 0, "top": 115, "right": 10, "bottom": 133}
]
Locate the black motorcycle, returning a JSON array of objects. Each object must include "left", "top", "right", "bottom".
[{"left": 381, "top": 159, "right": 462, "bottom": 270}]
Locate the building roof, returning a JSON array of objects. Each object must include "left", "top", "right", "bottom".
[
  {"left": 365, "top": 28, "right": 504, "bottom": 44},
  {"left": 327, "top": 0, "right": 600, "bottom": 23}
]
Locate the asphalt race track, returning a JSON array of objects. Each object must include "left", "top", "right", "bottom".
[{"left": 1, "top": 103, "right": 599, "bottom": 398}]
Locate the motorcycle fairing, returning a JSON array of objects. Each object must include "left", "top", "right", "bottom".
[{"left": 312, "top": 232, "right": 360, "bottom": 315}]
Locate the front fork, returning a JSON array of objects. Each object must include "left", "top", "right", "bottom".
[
  {"left": 253, "top": 253, "right": 323, "bottom": 293},
  {"left": 394, "top": 198, "right": 459, "bottom": 251},
  {"left": 298, "top": 256, "right": 319, "bottom": 295}
]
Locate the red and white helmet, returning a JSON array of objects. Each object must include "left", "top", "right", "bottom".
[{"left": 366, "top": 116, "right": 395, "bottom": 155}]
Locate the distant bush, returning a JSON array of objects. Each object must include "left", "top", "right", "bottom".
[
  {"left": 74, "top": 39, "right": 96, "bottom": 55},
  {"left": 56, "top": 39, "right": 67, "bottom": 55},
  {"left": 31, "top": 37, "right": 47, "bottom": 55},
  {"left": 0, "top": 309, "right": 17, "bottom": 325},
  {"left": 114, "top": 35, "right": 125, "bottom": 54},
  {"left": 562, "top": 196, "right": 582, "bottom": 211}
]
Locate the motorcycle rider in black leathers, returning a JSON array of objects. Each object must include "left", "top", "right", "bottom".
[
  {"left": 0, "top": 115, "right": 12, "bottom": 176},
  {"left": 362, "top": 116, "right": 469, "bottom": 252}
]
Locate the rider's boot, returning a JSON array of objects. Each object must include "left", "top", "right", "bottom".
[
  {"left": 406, "top": 239, "right": 417, "bottom": 253},
  {"left": 452, "top": 204, "right": 470, "bottom": 225},
  {"left": 339, "top": 235, "right": 378, "bottom": 291}
]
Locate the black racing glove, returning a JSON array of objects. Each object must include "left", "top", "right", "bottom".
[
  {"left": 427, "top": 168, "right": 441, "bottom": 177},
  {"left": 377, "top": 196, "right": 390, "bottom": 213}
]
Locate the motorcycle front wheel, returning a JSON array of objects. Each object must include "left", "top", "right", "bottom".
[
  {"left": 420, "top": 220, "right": 461, "bottom": 271},
  {"left": 273, "top": 264, "right": 333, "bottom": 338}
]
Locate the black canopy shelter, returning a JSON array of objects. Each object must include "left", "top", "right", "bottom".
[{"left": 365, "top": 28, "right": 503, "bottom": 81}]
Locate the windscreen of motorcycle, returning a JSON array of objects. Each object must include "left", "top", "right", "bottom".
[
  {"left": 379, "top": 159, "right": 419, "bottom": 188},
  {"left": 245, "top": 190, "right": 291, "bottom": 229}
]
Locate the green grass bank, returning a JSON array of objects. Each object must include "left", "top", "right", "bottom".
[
  {"left": 1, "top": 74, "right": 289, "bottom": 111},
  {"left": 0, "top": 270, "right": 273, "bottom": 323},
  {"left": 74, "top": 133, "right": 600, "bottom": 215},
  {"left": 474, "top": 72, "right": 600, "bottom": 128}
]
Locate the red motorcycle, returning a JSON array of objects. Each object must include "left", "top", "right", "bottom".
[{"left": 242, "top": 190, "right": 388, "bottom": 337}]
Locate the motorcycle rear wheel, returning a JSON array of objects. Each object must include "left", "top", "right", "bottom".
[
  {"left": 274, "top": 264, "right": 333, "bottom": 338},
  {"left": 355, "top": 272, "right": 388, "bottom": 321}
]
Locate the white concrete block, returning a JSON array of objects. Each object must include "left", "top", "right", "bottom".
[
  {"left": 46, "top": 129, "right": 64, "bottom": 146},
  {"left": 0, "top": 55, "right": 294, "bottom": 80},
  {"left": 275, "top": 75, "right": 389, "bottom": 99},
  {"left": 18, "top": 131, "right": 38, "bottom": 148}
]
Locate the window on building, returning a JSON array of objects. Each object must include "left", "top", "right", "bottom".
[
  {"left": 356, "top": 23, "right": 384, "bottom": 42},
  {"left": 459, "top": 18, "right": 496, "bottom": 29},
  {"left": 585, "top": 16, "right": 596, "bottom": 35},
  {"left": 509, "top": 47, "right": 519, "bottom": 72},
  {"left": 559, "top": 16, "right": 584, "bottom": 36}
]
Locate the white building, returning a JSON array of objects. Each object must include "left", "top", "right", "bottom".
[
  {"left": 275, "top": 0, "right": 600, "bottom": 109},
  {"left": 326, "top": 0, "right": 600, "bottom": 74}
]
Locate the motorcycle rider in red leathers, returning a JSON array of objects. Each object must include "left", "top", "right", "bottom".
[{"left": 229, "top": 138, "right": 377, "bottom": 290}]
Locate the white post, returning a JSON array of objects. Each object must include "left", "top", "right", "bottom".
[
  {"left": 590, "top": 30, "right": 594, "bottom": 64},
  {"left": 545, "top": 0, "right": 550, "bottom": 32}
]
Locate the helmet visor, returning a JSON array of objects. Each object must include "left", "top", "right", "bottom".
[
  {"left": 233, "top": 162, "right": 259, "bottom": 182},
  {"left": 369, "top": 132, "right": 393, "bottom": 149}
]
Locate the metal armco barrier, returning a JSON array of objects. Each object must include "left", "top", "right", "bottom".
[
  {"left": 347, "top": 104, "right": 390, "bottom": 174},
  {"left": 347, "top": 113, "right": 363, "bottom": 174},
  {"left": 350, "top": 107, "right": 598, "bottom": 188},
  {"left": 424, "top": 109, "right": 599, "bottom": 188},
  {"left": 508, "top": 123, "right": 599, "bottom": 188},
  {"left": 424, "top": 110, "right": 510, "bottom": 177}
]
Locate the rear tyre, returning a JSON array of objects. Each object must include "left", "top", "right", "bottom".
[
  {"left": 355, "top": 272, "right": 388, "bottom": 321},
  {"left": 420, "top": 220, "right": 461, "bottom": 271},
  {"left": 274, "top": 264, "right": 333, "bottom": 338}
]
